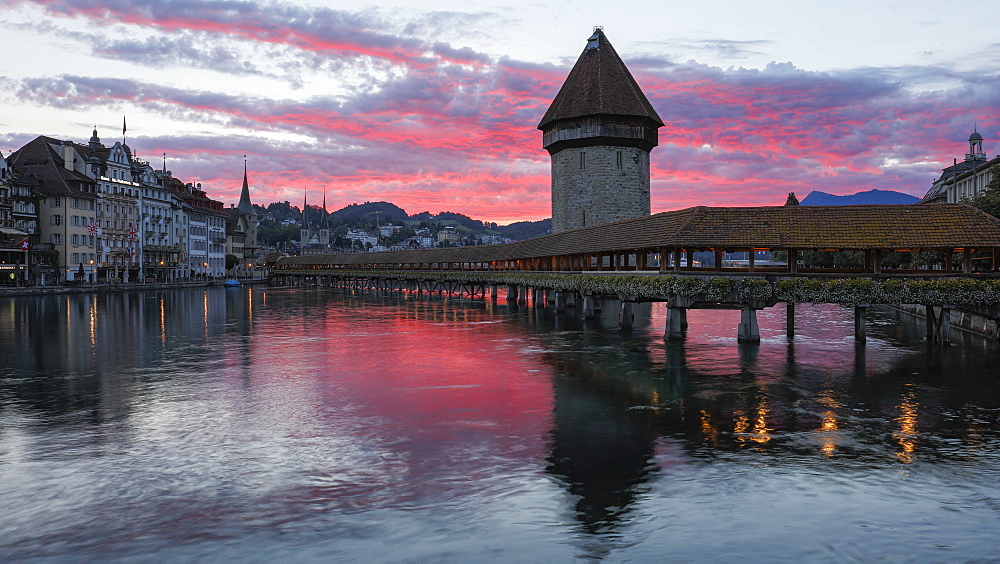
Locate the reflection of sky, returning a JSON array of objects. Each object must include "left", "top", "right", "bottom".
[{"left": 2, "top": 289, "right": 1000, "bottom": 560}]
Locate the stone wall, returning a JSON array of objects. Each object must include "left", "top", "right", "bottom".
[
  {"left": 551, "top": 145, "right": 650, "bottom": 232},
  {"left": 890, "top": 303, "right": 1000, "bottom": 340}
]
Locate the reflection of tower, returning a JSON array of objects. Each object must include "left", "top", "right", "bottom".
[
  {"left": 539, "top": 27, "right": 663, "bottom": 233},
  {"left": 544, "top": 348, "right": 662, "bottom": 535}
]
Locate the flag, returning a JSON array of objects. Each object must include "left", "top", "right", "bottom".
[
  {"left": 128, "top": 226, "right": 137, "bottom": 240},
  {"left": 19, "top": 237, "right": 30, "bottom": 251},
  {"left": 87, "top": 222, "right": 100, "bottom": 236},
  {"left": 122, "top": 115, "right": 127, "bottom": 136},
  {"left": 129, "top": 248, "right": 136, "bottom": 257}
]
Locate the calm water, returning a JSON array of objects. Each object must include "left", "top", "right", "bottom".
[{"left": 1, "top": 286, "right": 999, "bottom": 561}]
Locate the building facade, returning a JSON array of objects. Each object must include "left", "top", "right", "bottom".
[
  {"left": 923, "top": 130, "right": 998, "bottom": 204},
  {"left": 8, "top": 136, "right": 101, "bottom": 282},
  {"left": 538, "top": 28, "right": 663, "bottom": 233}
]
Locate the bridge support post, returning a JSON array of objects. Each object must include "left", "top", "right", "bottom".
[
  {"left": 582, "top": 292, "right": 596, "bottom": 319},
  {"left": 566, "top": 292, "right": 577, "bottom": 307},
  {"left": 786, "top": 302, "right": 795, "bottom": 339},
  {"left": 855, "top": 304, "right": 868, "bottom": 342},
  {"left": 925, "top": 304, "right": 936, "bottom": 340},
  {"left": 619, "top": 298, "right": 636, "bottom": 329},
  {"left": 490, "top": 285, "right": 498, "bottom": 302},
  {"left": 554, "top": 292, "right": 566, "bottom": 311},
  {"left": 738, "top": 306, "right": 760, "bottom": 343},
  {"left": 935, "top": 305, "right": 953, "bottom": 345},
  {"left": 506, "top": 285, "right": 518, "bottom": 304},
  {"left": 533, "top": 288, "right": 545, "bottom": 308},
  {"left": 665, "top": 307, "right": 687, "bottom": 340}
]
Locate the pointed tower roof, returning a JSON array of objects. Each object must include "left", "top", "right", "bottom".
[
  {"left": 538, "top": 28, "right": 663, "bottom": 129},
  {"left": 321, "top": 190, "right": 329, "bottom": 229},
  {"left": 238, "top": 158, "right": 256, "bottom": 216},
  {"left": 302, "top": 190, "right": 309, "bottom": 229}
]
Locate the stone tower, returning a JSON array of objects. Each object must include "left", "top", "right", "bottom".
[
  {"left": 539, "top": 28, "right": 663, "bottom": 233},
  {"left": 238, "top": 161, "right": 258, "bottom": 261}
]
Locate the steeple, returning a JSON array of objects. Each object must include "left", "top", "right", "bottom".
[
  {"left": 237, "top": 157, "right": 256, "bottom": 216},
  {"left": 321, "top": 190, "right": 329, "bottom": 229},
  {"left": 302, "top": 190, "right": 309, "bottom": 229}
]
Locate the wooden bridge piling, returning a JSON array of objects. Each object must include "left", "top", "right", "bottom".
[
  {"left": 666, "top": 307, "right": 687, "bottom": 340},
  {"left": 738, "top": 306, "right": 761, "bottom": 343},
  {"left": 786, "top": 302, "right": 796, "bottom": 339}
]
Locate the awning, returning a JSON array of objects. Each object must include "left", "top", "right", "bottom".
[{"left": 0, "top": 228, "right": 29, "bottom": 236}]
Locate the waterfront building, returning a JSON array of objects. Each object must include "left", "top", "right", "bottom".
[
  {"left": 174, "top": 180, "right": 227, "bottom": 278},
  {"left": 139, "top": 163, "right": 184, "bottom": 281},
  {"left": 539, "top": 27, "right": 663, "bottom": 233},
  {"left": 83, "top": 130, "right": 144, "bottom": 282},
  {"left": 0, "top": 154, "right": 37, "bottom": 283},
  {"left": 7, "top": 136, "right": 100, "bottom": 282},
  {"left": 922, "top": 130, "right": 998, "bottom": 203}
]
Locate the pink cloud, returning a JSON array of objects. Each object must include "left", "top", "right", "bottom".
[{"left": 5, "top": 1, "right": 1000, "bottom": 223}]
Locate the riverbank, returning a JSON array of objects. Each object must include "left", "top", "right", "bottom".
[{"left": 0, "top": 278, "right": 269, "bottom": 297}]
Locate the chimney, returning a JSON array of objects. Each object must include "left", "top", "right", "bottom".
[{"left": 63, "top": 143, "right": 74, "bottom": 171}]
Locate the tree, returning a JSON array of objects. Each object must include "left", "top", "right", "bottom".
[
  {"left": 785, "top": 192, "right": 800, "bottom": 206},
  {"left": 225, "top": 253, "right": 239, "bottom": 271},
  {"left": 964, "top": 164, "right": 1000, "bottom": 219}
]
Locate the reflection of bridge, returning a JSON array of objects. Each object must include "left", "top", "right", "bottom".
[{"left": 274, "top": 204, "right": 1000, "bottom": 345}]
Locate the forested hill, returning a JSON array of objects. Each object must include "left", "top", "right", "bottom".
[{"left": 254, "top": 200, "right": 552, "bottom": 245}]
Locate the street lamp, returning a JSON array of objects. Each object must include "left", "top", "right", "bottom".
[
  {"left": 204, "top": 261, "right": 209, "bottom": 280},
  {"left": 89, "top": 259, "right": 94, "bottom": 284}
]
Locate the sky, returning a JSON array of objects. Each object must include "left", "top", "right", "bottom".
[{"left": 1, "top": 0, "right": 998, "bottom": 224}]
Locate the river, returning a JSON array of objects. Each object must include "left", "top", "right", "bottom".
[{"left": 1, "top": 286, "right": 999, "bottom": 561}]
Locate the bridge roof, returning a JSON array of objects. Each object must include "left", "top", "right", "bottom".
[{"left": 277, "top": 204, "right": 1000, "bottom": 267}]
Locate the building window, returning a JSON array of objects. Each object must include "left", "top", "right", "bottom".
[
  {"left": 51, "top": 233, "right": 62, "bottom": 245},
  {"left": 617, "top": 151, "right": 623, "bottom": 169},
  {"left": 72, "top": 253, "right": 80, "bottom": 264},
  {"left": 51, "top": 214, "right": 62, "bottom": 226},
  {"left": 52, "top": 197, "right": 62, "bottom": 207},
  {"left": 579, "top": 151, "right": 586, "bottom": 169},
  {"left": 71, "top": 234, "right": 79, "bottom": 246}
]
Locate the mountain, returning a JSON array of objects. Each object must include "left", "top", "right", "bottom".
[{"left": 800, "top": 189, "right": 920, "bottom": 206}]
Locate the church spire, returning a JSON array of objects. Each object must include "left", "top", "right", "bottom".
[
  {"left": 321, "top": 190, "right": 329, "bottom": 229},
  {"left": 237, "top": 156, "right": 256, "bottom": 216},
  {"left": 302, "top": 190, "right": 309, "bottom": 229}
]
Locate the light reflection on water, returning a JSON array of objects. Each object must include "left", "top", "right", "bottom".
[{"left": 1, "top": 287, "right": 999, "bottom": 561}]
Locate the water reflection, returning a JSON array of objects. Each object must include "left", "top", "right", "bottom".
[{"left": 1, "top": 288, "right": 1000, "bottom": 560}]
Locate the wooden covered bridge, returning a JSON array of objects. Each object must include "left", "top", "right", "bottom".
[{"left": 273, "top": 204, "right": 1000, "bottom": 343}]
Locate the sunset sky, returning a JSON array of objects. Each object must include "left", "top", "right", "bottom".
[{"left": 1, "top": 0, "right": 998, "bottom": 224}]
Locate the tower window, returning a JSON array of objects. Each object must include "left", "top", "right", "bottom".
[
  {"left": 617, "top": 151, "right": 623, "bottom": 169},
  {"left": 579, "top": 151, "right": 586, "bottom": 169}
]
